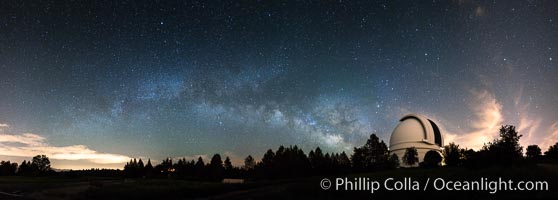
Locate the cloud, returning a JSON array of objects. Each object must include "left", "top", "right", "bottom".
[
  {"left": 539, "top": 123, "right": 558, "bottom": 151},
  {"left": 442, "top": 88, "right": 558, "bottom": 152},
  {"left": 0, "top": 132, "right": 131, "bottom": 165},
  {"left": 516, "top": 109, "right": 542, "bottom": 149},
  {"left": 0, "top": 124, "right": 8, "bottom": 134},
  {"left": 469, "top": 90, "right": 503, "bottom": 131},
  {"left": 0, "top": 133, "right": 46, "bottom": 146},
  {"left": 511, "top": 86, "right": 550, "bottom": 151},
  {"left": 444, "top": 89, "right": 503, "bottom": 150}
]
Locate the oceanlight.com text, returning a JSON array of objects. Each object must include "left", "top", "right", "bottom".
[{"left": 320, "top": 177, "right": 548, "bottom": 194}]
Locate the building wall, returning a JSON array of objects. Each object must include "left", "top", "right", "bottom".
[{"left": 390, "top": 143, "right": 441, "bottom": 167}]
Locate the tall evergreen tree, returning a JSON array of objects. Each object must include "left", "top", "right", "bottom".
[
  {"left": 338, "top": 151, "right": 351, "bottom": 171},
  {"left": 210, "top": 154, "right": 223, "bottom": 168},
  {"left": 138, "top": 159, "right": 145, "bottom": 169},
  {"left": 309, "top": 147, "right": 325, "bottom": 171},
  {"left": 244, "top": 155, "right": 255, "bottom": 170},
  {"left": 209, "top": 154, "right": 224, "bottom": 180},
  {"left": 195, "top": 157, "right": 205, "bottom": 167},
  {"left": 144, "top": 158, "right": 153, "bottom": 177},
  {"left": 261, "top": 149, "right": 275, "bottom": 170},
  {"left": 224, "top": 156, "right": 233, "bottom": 171},
  {"left": 351, "top": 134, "right": 389, "bottom": 170},
  {"left": 194, "top": 156, "right": 205, "bottom": 178}
]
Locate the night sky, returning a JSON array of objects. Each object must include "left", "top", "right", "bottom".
[{"left": 1, "top": 1, "right": 557, "bottom": 169}]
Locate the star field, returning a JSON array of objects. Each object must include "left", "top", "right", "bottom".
[{"left": 0, "top": 0, "right": 556, "bottom": 169}]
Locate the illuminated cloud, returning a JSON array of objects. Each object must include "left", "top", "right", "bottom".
[
  {"left": 444, "top": 89, "right": 503, "bottom": 150},
  {"left": 509, "top": 86, "right": 557, "bottom": 151},
  {"left": 0, "top": 132, "right": 131, "bottom": 165},
  {"left": 516, "top": 109, "right": 542, "bottom": 150},
  {"left": 0, "top": 124, "right": 8, "bottom": 134},
  {"left": 539, "top": 123, "right": 558, "bottom": 151},
  {"left": 442, "top": 88, "right": 558, "bottom": 152},
  {"left": 469, "top": 90, "right": 503, "bottom": 131},
  {"left": 0, "top": 133, "right": 46, "bottom": 146}
]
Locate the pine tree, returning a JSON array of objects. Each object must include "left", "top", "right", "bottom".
[
  {"left": 138, "top": 158, "right": 145, "bottom": 168},
  {"left": 195, "top": 157, "right": 205, "bottom": 167},
  {"left": 244, "top": 155, "right": 255, "bottom": 170},
  {"left": 224, "top": 156, "right": 233, "bottom": 171},
  {"left": 144, "top": 158, "right": 153, "bottom": 177},
  {"left": 351, "top": 134, "right": 389, "bottom": 170},
  {"left": 194, "top": 157, "right": 205, "bottom": 178}
]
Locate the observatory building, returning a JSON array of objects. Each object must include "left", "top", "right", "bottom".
[{"left": 389, "top": 113, "right": 443, "bottom": 167}]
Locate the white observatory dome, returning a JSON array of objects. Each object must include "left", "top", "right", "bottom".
[{"left": 389, "top": 113, "right": 443, "bottom": 167}]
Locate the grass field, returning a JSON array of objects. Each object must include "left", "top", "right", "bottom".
[{"left": 1, "top": 164, "right": 557, "bottom": 199}]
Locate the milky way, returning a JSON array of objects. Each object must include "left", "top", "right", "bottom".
[{"left": 0, "top": 1, "right": 556, "bottom": 169}]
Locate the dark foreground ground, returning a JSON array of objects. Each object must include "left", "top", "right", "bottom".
[{"left": 1, "top": 164, "right": 557, "bottom": 200}]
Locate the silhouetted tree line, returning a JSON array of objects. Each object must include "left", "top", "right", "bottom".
[
  {"left": 58, "top": 168, "right": 122, "bottom": 177},
  {"left": 252, "top": 145, "right": 310, "bottom": 178},
  {"left": 3, "top": 125, "right": 558, "bottom": 180},
  {"left": 0, "top": 161, "right": 18, "bottom": 176},
  {"left": 351, "top": 134, "right": 398, "bottom": 171},
  {"left": 309, "top": 147, "right": 351, "bottom": 174},
  {"left": 122, "top": 155, "right": 242, "bottom": 180},
  {"left": 120, "top": 134, "right": 395, "bottom": 180},
  {"left": 389, "top": 125, "right": 558, "bottom": 169},
  {"left": 0, "top": 155, "right": 52, "bottom": 176},
  {"left": 440, "top": 125, "right": 558, "bottom": 168},
  {"left": 247, "top": 134, "right": 401, "bottom": 179}
]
